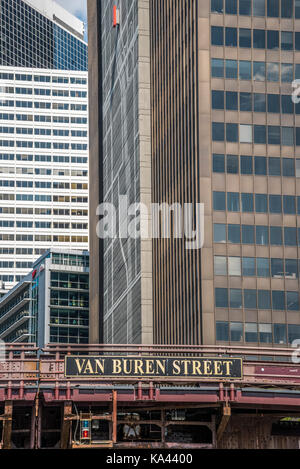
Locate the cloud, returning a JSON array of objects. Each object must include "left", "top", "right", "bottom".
[{"left": 55, "top": 0, "right": 87, "bottom": 23}]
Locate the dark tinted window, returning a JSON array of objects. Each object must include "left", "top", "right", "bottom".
[
  {"left": 267, "top": 30, "right": 279, "bottom": 49},
  {"left": 239, "top": 28, "right": 251, "bottom": 48},
  {"left": 253, "top": 29, "right": 265, "bottom": 49},
  {"left": 225, "top": 27, "right": 237, "bottom": 46},
  {"left": 211, "top": 26, "right": 223, "bottom": 45}
]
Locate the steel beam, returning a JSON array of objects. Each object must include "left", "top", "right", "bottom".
[
  {"left": 217, "top": 404, "right": 231, "bottom": 443},
  {"left": 2, "top": 401, "right": 13, "bottom": 450},
  {"left": 60, "top": 401, "right": 72, "bottom": 450}
]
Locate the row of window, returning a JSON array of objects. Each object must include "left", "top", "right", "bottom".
[
  {"left": 0, "top": 221, "right": 88, "bottom": 230},
  {"left": 213, "top": 154, "right": 299, "bottom": 177},
  {"left": 0, "top": 101, "right": 87, "bottom": 111},
  {"left": 211, "top": 0, "right": 300, "bottom": 18},
  {"left": 0, "top": 127, "right": 87, "bottom": 137},
  {"left": 0, "top": 194, "right": 88, "bottom": 203},
  {"left": 211, "top": 26, "right": 300, "bottom": 50},
  {"left": 214, "top": 224, "right": 300, "bottom": 246},
  {"left": 0, "top": 234, "right": 88, "bottom": 242},
  {"left": 0, "top": 114, "right": 87, "bottom": 124},
  {"left": 212, "top": 122, "right": 300, "bottom": 146},
  {"left": 213, "top": 192, "right": 300, "bottom": 214},
  {"left": 0, "top": 167, "right": 87, "bottom": 176},
  {"left": 216, "top": 322, "right": 299, "bottom": 346},
  {"left": 0, "top": 180, "right": 88, "bottom": 189},
  {"left": 215, "top": 287, "right": 299, "bottom": 310},
  {"left": 0, "top": 208, "right": 87, "bottom": 216},
  {"left": 0, "top": 73, "right": 87, "bottom": 84},
  {"left": 1, "top": 87, "right": 87, "bottom": 98},
  {"left": 212, "top": 90, "right": 299, "bottom": 114},
  {"left": 215, "top": 256, "right": 299, "bottom": 278},
  {"left": 0, "top": 154, "right": 87, "bottom": 164},
  {"left": 0, "top": 141, "right": 87, "bottom": 150},
  {"left": 212, "top": 58, "right": 298, "bottom": 82}
]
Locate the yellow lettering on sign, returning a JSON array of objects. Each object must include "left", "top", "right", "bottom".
[
  {"left": 83, "top": 360, "right": 94, "bottom": 374},
  {"left": 213, "top": 361, "right": 223, "bottom": 376},
  {"left": 192, "top": 361, "right": 202, "bottom": 375},
  {"left": 74, "top": 359, "right": 85, "bottom": 374},
  {"left": 94, "top": 359, "right": 105, "bottom": 374},
  {"left": 224, "top": 360, "right": 233, "bottom": 376},
  {"left": 203, "top": 360, "right": 213, "bottom": 375},
  {"left": 156, "top": 360, "right": 166, "bottom": 375},
  {"left": 172, "top": 360, "right": 181, "bottom": 375},
  {"left": 112, "top": 359, "right": 122, "bottom": 374}
]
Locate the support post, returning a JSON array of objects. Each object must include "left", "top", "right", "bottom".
[
  {"left": 217, "top": 404, "right": 231, "bottom": 443},
  {"left": 60, "top": 401, "right": 73, "bottom": 449},
  {"left": 112, "top": 390, "right": 117, "bottom": 444},
  {"left": 2, "top": 401, "right": 13, "bottom": 449},
  {"left": 161, "top": 410, "right": 166, "bottom": 448}
]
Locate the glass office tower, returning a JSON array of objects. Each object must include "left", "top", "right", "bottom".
[
  {"left": 89, "top": 0, "right": 300, "bottom": 347},
  {"left": 0, "top": 0, "right": 88, "bottom": 293}
]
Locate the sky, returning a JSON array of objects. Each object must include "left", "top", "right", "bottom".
[{"left": 55, "top": 0, "right": 88, "bottom": 41}]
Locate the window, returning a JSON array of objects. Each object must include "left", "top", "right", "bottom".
[
  {"left": 285, "top": 227, "right": 297, "bottom": 246},
  {"left": 214, "top": 224, "right": 226, "bottom": 243},
  {"left": 226, "top": 91, "right": 238, "bottom": 110},
  {"left": 296, "top": 32, "right": 300, "bottom": 51},
  {"left": 254, "top": 93, "right": 266, "bottom": 112},
  {"left": 242, "top": 225, "right": 255, "bottom": 244},
  {"left": 268, "top": 126, "right": 280, "bottom": 145},
  {"left": 255, "top": 157, "right": 267, "bottom": 175},
  {"left": 253, "top": 0, "right": 265, "bottom": 16},
  {"left": 289, "top": 325, "right": 300, "bottom": 344},
  {"left": 212, "top": 91, "right": 224, "bottom": 109},
  {"left": 296, "top": 0, "right": 300, "bottom": 18},
  {"left": 228, "top": 257, "right": 241, "bottom": 276},
  {"left": 213, "top": 154, "right": 225, "bottom": 173},
  {"left": 213, "top": 192, "right": 226, "bottom": 211},
  {"left": 239, "top": 61, "right": 251, "bottom": 80},
  {"left": 242, "top": 257, "right": 255, "bottom": 276},
  {"left": 212, "top": 58, "right": 224, "bottom": 77},
  {"left": 230, "top": 323, "right": 243, "bottom": 342},
  {"left": 269, "top": 195, "right": 282, "bottom": 214},
  {"left": 281, "top": 95, "right": 294, "bottom": 114},
  {"left": 269, "top": 158, "right": 281, "bottom": 176},
  {"left": 270, "top": 227, "right": 283, "bottom": 245},
  {"left": 239, "top": 29, "right": 251, "bottom": 48},
  {"left": 257, "top": 258, "right": 270, "bottom": 277},
  {"left": 211, "top": 26, "right": 223, "bottom": 45},
  {"left": 215, "top": 288, "right": 228, "bottom": 307},
  {"left": 281, "top": 63, "right": 293, "bottom": 83},
  {"left": 241, "top": 193, "right": 254, "bottom": 212},
  {"left": 244, "top": 290, "right": 257, "bottom": 309},
  {"left": 212, "top": 123, "right": 224, "bottom": 141},
  {"left": 267, "top": 30, "right": 279, "bottom": 50},
  {"left": 245, "top": 323, "right": 258, "bottom": 343},
  {"left": 274, "top": 324, "right": 286, "bottom": 344},
  {"left": 240, "top": 92, "right": 252, "bottom": 111},
  {"left": 296, "top": 160, "right": 300, "bottom": 178},
  {"left": 285, "top": 259, "right": 298, "bottom": 279},
  {"left": 282, "top": 127, "right": 294, "bottom": 146},
  {"left": 253, "top": 62, "right": 265, "bottom": 81},
  {"left": 239, "top": 124, "right": 252, "bottom": 143},
  {"left": 281, "top": 32, "right": 293, "bottom": 51},
  {"left": 230, "top": 289, "right": 242, "bottom": 308},
  {"left": 271, "top": 259, "right": 284, "bottom": 278},
  {"left": 287, "top": 292, "right": 300, "bottom": 311},
  {"left": 225, "top": 60, "right": 238, "bottom": 78},
  {"left": 267, "top": 0, "right": 279, "bottom": 17},
  {"left": 253, "top": 29, "right": 265, "bottom": 49},
  {"left": 225, "top": 27, "right": 237, "bottom": 47},
  {"left": 283, "top": 196, "right": 296, "bottom": 215},
  {"left": 225, "top": 0, "right": 237, "bottom": 14},
  {"left": 227, "top": 155, "right": 239, "bottom": 173},
  {"left": 267, "top": 62, "right": 279, "bottom": 82},
  {"left": 239, "top": 0, "right": 251, "bottom": 15},
  {"left": 282, "top": 159, "right": 295, "bottom": 177},
  {"left": 254, "top": 125, "right": 266, "bottom": 144},
  {"left": 216, "top": 322, "right": 229, "bottom": 341},
  {"left": 241, "top": 155, "right": 253, "bottom": 174},
  {"left": 272, "top": 291, "right": 285, "bottom": 311},
  {"left": 258, "top": 290, "right": 271, "bottom": 310},
  {"left": 214, "top": 256, "right": 227, "bottom": 275},
  {"left": 226, "top": 124, "right": 238, "bottom": 142},
  {"left": 256, "top": 226, "right": 269, "bottom": 245},
  {"left": 228, "top": 224, "right": 240, "bottom": 244},
  {"left": 227, "top": 192, "right": 240, "bottom": 211},
  {"left": 259, "top": 324, "right": 272, "bottom": 344}
]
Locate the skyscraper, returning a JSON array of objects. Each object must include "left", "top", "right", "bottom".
[
  {"left": 0, "top": 0, "right": 89, "bottom": 292},
  {"left": 89, "top": 0, "right": 300, "bottom": 347}
]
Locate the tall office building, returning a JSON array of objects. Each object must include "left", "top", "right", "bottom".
[
  {"left": 0, "top": 0, "right": 88, "bottom": 292},
  {"left": 89, "top": 0, "right": 300, "bottom": 347}
]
